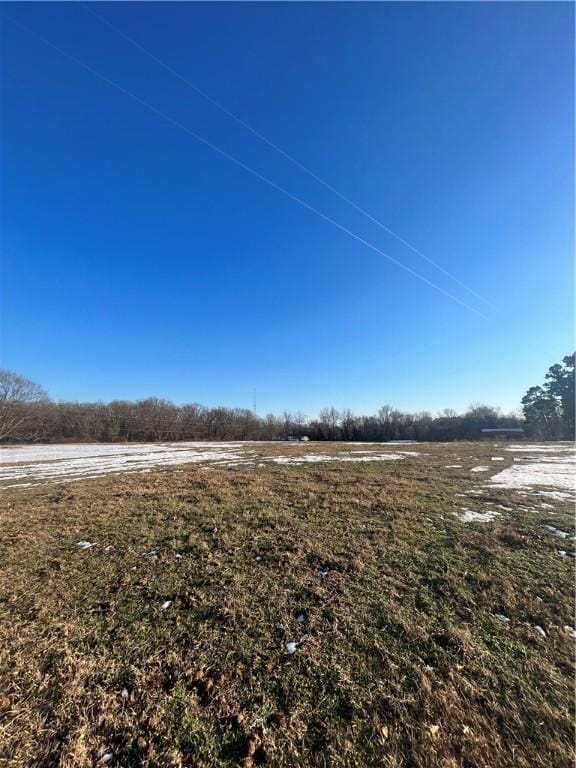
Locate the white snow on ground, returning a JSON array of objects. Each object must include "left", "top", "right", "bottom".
[
  {"left": 271, "top": 454, "right": 334, "bottom": 465},
  {"left": 0, "top": 443, "right": 253, "bottom": 487},
  {"left": 387, "top": 440, "right": 419, "bottom": 445},
  {"left": 349, "top": 450, "right": 421, "bottom": 455},
  {"left": 504, "top": 443, "right": 573, "bottom": 453},
  {"left": 271, "top": 453, "right": 406, "bottom": 465},
  {"left": 455, "top": 508, "right": 500, "bottom": 524},
  {"left": 0, "top": 442, "right": 251, "bottom": 464},
  {"left": 487, "top": 444, "right": 575, "bottom": 500},
  {"left": 0, "top": 442, "right": 412, "bottom": 488},
  {"left": 543, "top": 525, "right": 572, "bottom": 540},
  {"left": 451, "top": 443, "right": 575, "bottom": 526}
]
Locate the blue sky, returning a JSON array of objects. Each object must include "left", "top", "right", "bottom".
[{"left": 1, "top": 2, "right": 573, "bottom": 416}]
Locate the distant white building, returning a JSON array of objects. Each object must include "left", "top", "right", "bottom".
[{"left": 481, "top": 428, "right": 525, "bottom": 439}]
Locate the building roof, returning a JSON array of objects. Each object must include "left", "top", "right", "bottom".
[{"left": 480, "top": 428, "right": 525, "bottom": 433}]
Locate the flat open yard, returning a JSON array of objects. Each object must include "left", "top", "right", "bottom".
[{"left": 0, "top": 441, "right": 574, "bottom": 767}]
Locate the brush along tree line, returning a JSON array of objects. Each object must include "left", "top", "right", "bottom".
[{"left": 0, "top": 355, "right": 573, "bottom": 443}]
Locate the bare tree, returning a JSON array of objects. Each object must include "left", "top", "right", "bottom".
[
  {"left": 318, "top": 407, "right": 340, "bottom": 440},
  {"left": 0, "top": 370, "right": 49, "bottom": 441}
]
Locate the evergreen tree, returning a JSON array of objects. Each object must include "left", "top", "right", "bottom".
[{"left": 522, "top": 354, "right": 575, "bottom": 439}]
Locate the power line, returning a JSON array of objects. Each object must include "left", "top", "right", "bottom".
[
  {"left": 5, "top": 14, "right": 488, "bottom": 319},
  {"left": 80, "top": 1, "right": 494, "bottom": 311}
]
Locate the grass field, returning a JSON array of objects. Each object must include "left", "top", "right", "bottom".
[{"left": 0, "top": 441, "right": 574, "bottom": 767}]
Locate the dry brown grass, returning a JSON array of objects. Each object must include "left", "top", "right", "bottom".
[{"left": 0, "top": 443, "right": 574, "bottom": 767}]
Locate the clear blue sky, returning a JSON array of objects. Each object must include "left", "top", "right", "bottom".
[{"left": 1, "top": 2, "right": 573, "bottom": 416}]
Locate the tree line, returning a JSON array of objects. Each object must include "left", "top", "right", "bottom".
[{"left": 0, "top": 357, "right": 573, "bottom": 444}]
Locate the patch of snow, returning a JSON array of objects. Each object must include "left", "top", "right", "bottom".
[
  {"left": 445, "top": 464, "right": 462, "bottom": 468},
  {"left": 537, "top": 489, "right": 574, "bottom": 502},
  {"left": 533, "top": 625, "right": 546, "bottom": 638},
  {"left": 285, "top": 635, "right": 308, "bottom": 655},
  {"left": 470, "top": 466, "right": 490, "bottom": 473},
  {"left": 160, "top": 600, "right": 173, "bottom": 610},
  {"left": 76, "top": 540, "right": 95, "bottom": 550},
  {"left": 272, "top": 454, "right": 333, "bottom": 465},
  {"left": 272, "top": 453, "right": 405, "bottom": 465},
  {"left": 506, "top": 444, "right": 573, "bottom": 453},
  {"left": 455, "top": 508, "right": 500, "bottom": 524},
  {"left": 491, "top": 457, "right": 504, "bottom": 462},
  {"left": 563, "top": 626, "right": 576, "bottom": 639},
  {"left": 387, "top": 440, "right": 419, "bottom": 444},
  {"left": 0, "top": 441, "right": 254, "bottom": 488},
  {"left": 494, "top": 614, "right": 510, "bottom": 623},
  {"left": 543, "top": 525, "right": 572, "bottom": 539},
  {"left": 487, "top": 445, "right": 575, "bottom": 501}
]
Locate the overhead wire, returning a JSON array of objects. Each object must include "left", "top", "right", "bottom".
[
  {"left": 80, "top": 1, "right": 494, "bottom": 310},
  {"left": 5, "top": 14, "right": 488, "bottom": 319}
]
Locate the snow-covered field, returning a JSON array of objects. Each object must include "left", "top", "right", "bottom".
[{"left": 0, "top": 442, "right": 418, "bottom": 489}]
